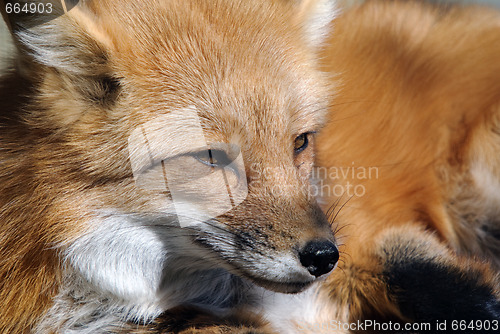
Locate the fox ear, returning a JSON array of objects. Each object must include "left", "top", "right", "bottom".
[
  {"left": 1, "top": 0, "right": 112, "bottom": 75},
  {"left": 294, "top": 0, "right": 338, "bottom": 49}
]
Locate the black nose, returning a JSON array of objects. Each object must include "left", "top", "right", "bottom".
[{"left": 299, "top": 240, "right": 339, "bottom": 277}]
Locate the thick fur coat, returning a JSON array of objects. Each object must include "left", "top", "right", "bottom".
[{"left": 1, "top": 0, "right": 499, "bottom": 333}]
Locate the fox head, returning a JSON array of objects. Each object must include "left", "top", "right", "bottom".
[{"left": 3, "top": 0, "right": 339, "bottom": 320}]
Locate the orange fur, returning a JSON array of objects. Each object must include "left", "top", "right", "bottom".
[
  {"left": 0, "top": 0, "right": 336, "bottom": 332},
  {"left": 317, "top": 0, "right": 500, "bottom": 325},
  {"left": 1, "top": 0, "right": 500, "bottom": 333}
]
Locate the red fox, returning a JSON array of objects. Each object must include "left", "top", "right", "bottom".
[
  {"left": 0, "top": 0, "right": 499, "bottom": 333},
  {"left": 1, "top": 0, "right": 339, "bottom": 333}
]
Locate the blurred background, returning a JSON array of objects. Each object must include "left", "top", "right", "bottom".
[
  {"left": 340, "top": 0, "right": 500, "bottom": 5},
  {"left": 1, "top": 0, "right": 500, "bottom": 66}
]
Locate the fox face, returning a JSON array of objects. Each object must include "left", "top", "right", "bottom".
[{"left": 0, "top": 0, "right": 339, "bottom": 330}]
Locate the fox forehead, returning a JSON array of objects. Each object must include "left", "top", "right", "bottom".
[{"left": 89, "top": 0, "right": 328, "bottom": 138}]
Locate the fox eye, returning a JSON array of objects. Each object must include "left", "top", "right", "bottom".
[
  {"left": 294, "top": 133, "right": 310, "bottom": 154},
  {"left": 194, "top": 149, "right": 231, "bottom": 168}
]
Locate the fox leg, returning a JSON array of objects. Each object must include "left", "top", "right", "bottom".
[
  {"left": 121, "top": 307, "right": 276, "bottom": 334},
  {"left": 175, "top": 326, "right": 273, "bottom": 334},
  {"left": 324, "top": 225, "right": 500, "bottom": 332},
  {"left": 121, "top": 324, "right": 274, "bottom": 334}
]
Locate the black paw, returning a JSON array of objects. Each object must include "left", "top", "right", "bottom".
[{"left": 381, "top": 233, "right": 500, "bottom": 333}]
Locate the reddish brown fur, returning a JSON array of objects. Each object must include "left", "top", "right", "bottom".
[
  {"left": 317, "top": 0, "right": 500, "bottom": 323},
  {"left": 0, "top": 0, "right": 333, "bottom": 332},
  {"left": 1, "top": 0, "right": 500, "bottom": 333}
]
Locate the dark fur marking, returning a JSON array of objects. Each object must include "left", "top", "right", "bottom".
[
  {"left": 149, "top": 306, "right": 266, "bottom": 333},
  {"left": 481, "top": 224, "right": 500, "bottom": 241},
  {"left": 384, "top": 259, "right": 500, "bottom": 327},
  {"left": 77, "top": 75, "right": 121, "bottom": 106}
]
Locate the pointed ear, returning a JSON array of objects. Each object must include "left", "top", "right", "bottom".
[
  {"left": 1, "top": 0, "right": 113, "bottom": 75},
  {"left": 295, "top": 0, "right": 338, "bottom": 49},
  {"left": 1, "top": 1, "right": 121, "bottom": 108}
]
